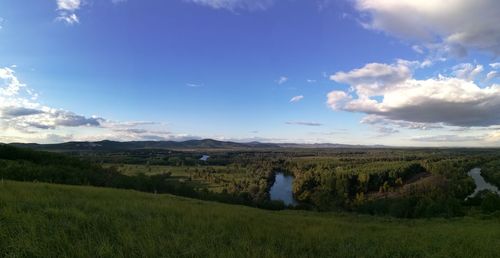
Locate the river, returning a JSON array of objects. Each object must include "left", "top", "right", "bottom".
[
  {"left": 269, "top": 172, "right": 297, "bottom": 206},
  {"left": 467, "top": 168, "right": 500, "bottom": 198}
]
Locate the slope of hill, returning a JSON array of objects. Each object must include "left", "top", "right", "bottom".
[{"left": 0, "top": 180, "right": 499, "bottom": 257}]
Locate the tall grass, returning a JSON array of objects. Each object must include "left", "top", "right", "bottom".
[{"left": 0, "top": 180, "right": 499, "bottom": 257}]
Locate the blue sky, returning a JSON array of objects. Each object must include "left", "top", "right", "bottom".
[{"left": 1, "top": 0, "right": 500, "bottom": 146}]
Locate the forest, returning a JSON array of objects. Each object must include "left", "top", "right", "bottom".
[{"left": 1, "top": 144, "right": 500, "bottom": 218}]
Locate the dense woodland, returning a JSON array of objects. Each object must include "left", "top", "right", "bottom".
[
  {"left": 1, "top": 144, "right": 500, "bottom": 217},
  {"left": 482, "top": 159, "right": 500, "bottom": 187}
]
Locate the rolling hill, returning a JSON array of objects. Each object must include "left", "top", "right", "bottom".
[
  {"left": 8, "top": 139, "right": 387, "bottom": 152},
  {"left": 9, "top": 139, "right": 279, "bottom": 151},
  {"left": 0, "top": 180, "right": 499, "bottom": 257}
]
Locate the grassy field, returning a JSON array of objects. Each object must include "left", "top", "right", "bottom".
[
  {"left": 104, "top": 163, "right": 215, "bottom": 190},
  {"left": 1, "top": 181, "right": 499, "bottom": 257},
  {"left": 105, "top": 163, "right": 253, "bottom": 192}
]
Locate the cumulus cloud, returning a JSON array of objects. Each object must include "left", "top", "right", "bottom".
[
  {"left": 184, "top": 0, "right": 275, "bottom": 11},
  {"left": 330, "top": 60, "right": 413, "bottom": 97},
  {"left": 328, "top": 61, "right": 500, "bottom": 128},
  {"left": 2, "top": 107, "right": 44, "bottom": 117},
  {"left": 289, "top": 95, "right": 304, "bottom": 103},
  {"left": 326, "top": 91, "right": 351, "bottom": 111},
  {"left": 487, "top": 63, "right": 500, "bottom": 81},
  {"left": 452, "top": 63, "right": 484, "bottom": 81},
  {"left": 57, "top": 0, "right": 80, "bottom": 10},
  {"left": 1, "top": 105, "right": 104, "bottom": 131},
  {"left": 361, "top": 115, "right": 443, "bottom": 130},
  {"left": 355, "top": 0, "right": 500, "bottom": 56},
  {"left": 0, "top": 68, "right": 26, "bottom": 96},
  {"left": 331, "top": 60, "right": 412, "bottom": 87},
  {"left": 0, "top": 66, "right": 104, "bottom": 133},
  {"left": 286, "top": 121, "right": 323, "bottom": 127},
  {"left": 486, "top": 71, "right": 499, "bottom": 81},
  {"left": 0, "top": 67, "right": 198, "bottom": 144}
]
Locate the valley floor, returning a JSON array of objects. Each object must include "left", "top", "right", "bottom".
[{"left": 0, "top": 181, "right": 499, "bottom": 258}]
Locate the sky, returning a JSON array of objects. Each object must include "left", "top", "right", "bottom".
[{"left": 1, "top": 0, "right": 500, "bottom": 146}]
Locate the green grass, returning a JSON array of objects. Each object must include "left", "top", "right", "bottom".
[
  {"left": 0, "top": 181, "right": 499, "bottom": 258},
  {"left": 106, "top": 163, "right": 253, "bottom": 192}
]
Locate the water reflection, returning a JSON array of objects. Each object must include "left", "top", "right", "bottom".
[
  {"left": 467, "top": 168, "right": 500, "bottom": 198},
  {"left": 269, "top": 173, "right": 297, "bottom": 206}
]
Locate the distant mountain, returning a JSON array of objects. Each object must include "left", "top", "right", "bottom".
[
  {"left": 277, "top": 143, "right": 388, "bottom": 148},
  {"left": 10, "top": 139, "right": 280, "bottom": 151},
  {"left": 9, "top": 139, "right": 387, "bottom": 152}
]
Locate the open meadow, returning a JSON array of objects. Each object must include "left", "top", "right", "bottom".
[{"left": 1, "top": 180, "right": 499, "bottom": 258}]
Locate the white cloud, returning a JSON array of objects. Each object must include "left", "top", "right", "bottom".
[
  {"left": 331, "top": 60, "right": 412, "bottom": 96},
  {"left": 286, "top": 121, "right": 323, "bottom": 127},
  {"left": 376, "top": 126, "right": 399, "bottom": 136},
  {"left": 0, "top": 67, "right": 200, "bottom": 144},
  {"left": 56, "top": 0, "right": 81, "bottom": 24},
  {"left": 419, "top": 59, "right": 433, "bottom": 68},
  {"left": 412, "top": 45, "right": 424, "bottom": 54},
  {"left": 0, "top": 66, "right": 103, "bottom": 133},
  {"left": 276, "top": 76, "right": 288, "bottom": 85},
  {"left": 56, "top": 13, "right": 79, "bottom": 25},
  {"left": 326, "top": 91, "right": 351, "bottom": 111},
  {"left": 184, "top": 0, "right": 275, "bottom": 11},
  {"left": 411, "top": 135, "right": 484, "bottom": 143},
  {"left": 54, "top": 0, "right": 125, "bottom": 24},
  {"left": 186, "top": 83, "right": 203, "bottom": 88},
  {"left": 57, "top": 0, "right": 81, "bottom": 11},
  {"left": 107, "top": 127, "right": 189, "bottom": 142},
  {"left": 488, "top": 63, "right": 500, "bottom": 80},
  {"left": 328, "top": 61, "right": 500, "bottom": 127},
  {"left": 307, "top": 79, "right": 317, "bottom": 83},
  {"left": 289, "top": 95, "right": 304, "bottom": 103},
  {"left": 486, "top": 131, "right": 500, "bottom": 143},
  {"left": 452, "top": 63, "right": 484, "bottom": 81},
  {"left": 355, "top": 0, "right": 500, "bottom": 56},
  {"left": 0, "top": 68, "right": 26, "bottom": 96},
  {"left": 361, "top": 115, "right": 443, "bottom": 130},
  {"left": 486, "top": 71, "right": 499, "bottom": 81}
]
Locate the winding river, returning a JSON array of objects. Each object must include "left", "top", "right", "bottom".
[
  {"left": 467, "top": 168, "right": 500, "bottom": 198},
  {"left": 270, "top": 168, "right": 499, "bottom": 204}
]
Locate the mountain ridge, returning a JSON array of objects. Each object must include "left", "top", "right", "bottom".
[{"left": 8, "top": 139, "right": 387, "bottom": 151}]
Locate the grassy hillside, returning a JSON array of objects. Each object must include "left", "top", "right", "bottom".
[{"left": 1, "top": 181, "right": 499, "bottom": 258}]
